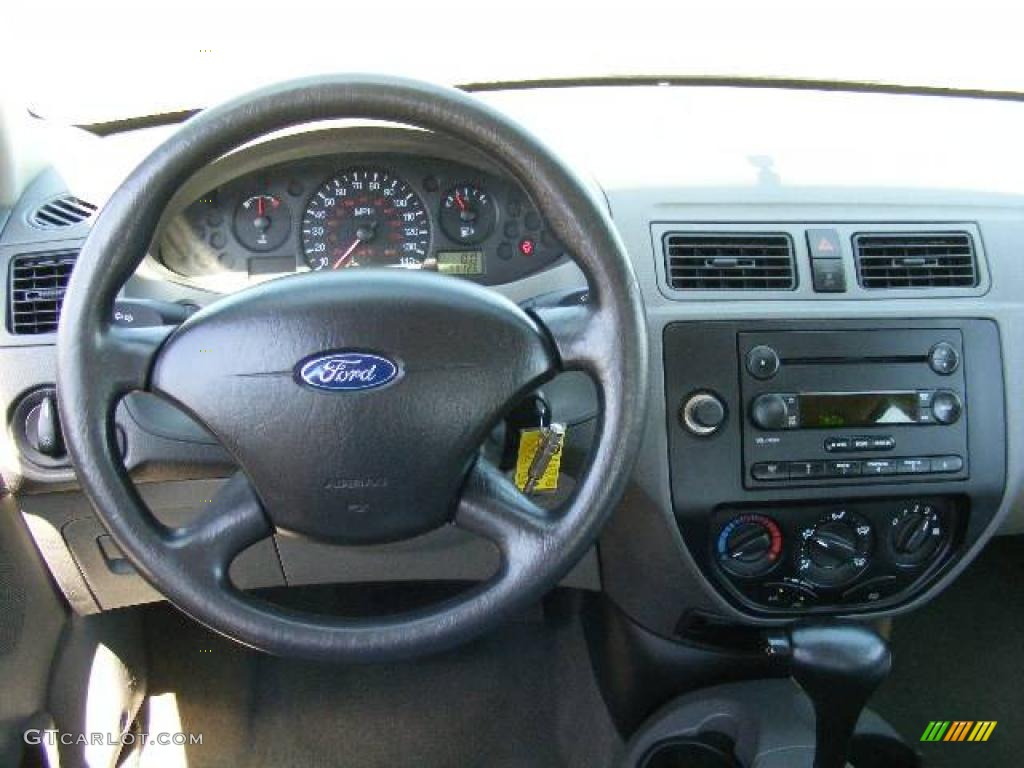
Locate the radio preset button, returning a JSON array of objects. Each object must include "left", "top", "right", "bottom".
[
  {"left": 863, "top": 459, "right": 897, "bottom": 475},
  {"left": 928, "top": 342, "right": 960, "bottom": 375},
  {"left": 897, "top": 458, "right": 931, "bottom": 474},
  {"left": 931, "top": 455, "right": 964, "bottom": 473},
  {"left": 826, "top": 460, "right": 862, "bottom": 477},
  {"left": 752, "top": 462, "right": 789, "bottom": 481},
  {"left": 789, "top": 460, "right": 826, "bottom": 479},
  {"left": 746, "top": 345, "right": 781, "bottom": 380}
]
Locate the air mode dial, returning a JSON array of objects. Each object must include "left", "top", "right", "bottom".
[{"left": 798, "top": 510, "right": 874, "bottom": 588}]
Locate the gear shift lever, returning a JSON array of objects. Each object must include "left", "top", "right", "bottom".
[{"left": 766, "top": 620, "right": 892, "bottom": 768}]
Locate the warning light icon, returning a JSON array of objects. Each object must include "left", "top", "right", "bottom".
[{"left": 817, "top": 237, "right": 836, "bottom": 253}]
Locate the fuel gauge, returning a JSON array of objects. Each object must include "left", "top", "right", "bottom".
[
  {"left": 440, "top": 184, "right": 496, "bottom": 245},
  {"left": 234, "top": 194, "right": 291, "bottom": 251}
]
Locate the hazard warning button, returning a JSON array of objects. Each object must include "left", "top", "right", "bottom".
[{"left": 806, "top": 229, "right": 843, "bottom": 259}]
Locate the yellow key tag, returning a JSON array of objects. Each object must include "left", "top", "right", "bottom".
[{"left": 514, "top": 425, "right": 565, "bottom": 493}]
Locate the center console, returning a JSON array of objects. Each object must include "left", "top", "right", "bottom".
[{"left": 664, "top": 319, "right": 1005, "bottom": 617}]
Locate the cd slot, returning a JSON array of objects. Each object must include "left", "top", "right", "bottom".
[{"left": 779, "top": 355, "right": 926, "bottom": 366}]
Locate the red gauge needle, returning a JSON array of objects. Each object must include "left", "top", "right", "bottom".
[
  {"left": 454, "top": 192, "right": 467, "bottom": 211},
  {"left": 332, "top": 238, "right": 361, "bottom": 270},
  {"left": 257, "top": 196, "right": 265, "bottom": 217}
]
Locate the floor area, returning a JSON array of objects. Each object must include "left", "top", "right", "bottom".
[
  {"left": 129, "top": 535, "right": 1024, "bottom": 768},
  {"left": 135, "top": 587, "right": 622, "bottom": 768},
  {"left": 872, "top": 534, "right": 1024, "bottom": 768}
]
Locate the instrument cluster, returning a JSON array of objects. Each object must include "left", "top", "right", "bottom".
[{"left": 157, "top": 153, "right": 567, "bottom": 290}]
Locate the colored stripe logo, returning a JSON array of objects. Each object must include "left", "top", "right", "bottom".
[{"left": 921, "top": 721, "right": 997, "bottom": 742}]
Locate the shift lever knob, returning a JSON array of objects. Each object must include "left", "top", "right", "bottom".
[{"left": 769, "top": 621, "right": 892, "bottom": 768}]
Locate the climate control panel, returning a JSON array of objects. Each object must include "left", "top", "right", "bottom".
[{"left": 711, "top": 497, "right": 958, "bottom": 613}]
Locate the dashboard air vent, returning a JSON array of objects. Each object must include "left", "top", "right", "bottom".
[
  {"left": 664, "top": 233, "right": 796, "bottom": 290},
  {"left": 8, "top": 250, "right": 78, "bottom": 334},
  {"left": 853, "top": 233, "right": 977, "bottom": 289},
  {"left": 29, "top": 195, "right": 97, "bottom": 228}
]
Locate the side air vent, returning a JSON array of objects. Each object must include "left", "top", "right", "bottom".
[
  {"left": 8, "top": 250, "right": 78, "bottom": 334},
  {"left": 664, "top": 233, "right": 796, "bottom": 290},
  {"left": 853, "top": 232, "right": 978, "bottom": 289},
  {"left": 29, "top": 195, "right": 97, "bottom": 229}
]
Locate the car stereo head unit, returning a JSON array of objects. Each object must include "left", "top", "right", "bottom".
[{"left": 738, "top": 329, "right": 969, "bottom": 487}]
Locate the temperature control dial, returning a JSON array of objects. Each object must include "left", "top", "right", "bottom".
[
  {"left": 798, "top": 510, "right": 874, "bottom": 588},
  {"left": 889, "top": 501, "right": 946, "bottom": 565},
  {"left": 717, "top": 514, "right": 783, "bottom": 578}
]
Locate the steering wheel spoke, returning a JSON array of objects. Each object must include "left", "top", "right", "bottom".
[
  {"left": 97, "top": 323, "right": 175, "bottom": 396},
  {"left": 162, "top": 472, "right": 272, "bottom": 584},
  {"left": 455, "top": 459, "right": 556, "bottom": 561},
  {"left": 530, "top": 302, "right": 607, "bottom": 373}
]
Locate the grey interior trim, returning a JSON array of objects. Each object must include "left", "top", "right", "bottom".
[
  {"left": 651, "top": 221, "right": 990, "bottom": 302},
  {"left": 621, "top": 679, "right": 903, "bottom": 768},
  {"left": 3, "top": 81, "right": 1023, "bottom": 645},
  {"left": 599, "top": 191, "right": 1023, "bottom": 636}
]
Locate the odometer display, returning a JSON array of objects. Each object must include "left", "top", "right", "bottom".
[{"left": 301, "top": 169, "right": 430, "bottom": 271}]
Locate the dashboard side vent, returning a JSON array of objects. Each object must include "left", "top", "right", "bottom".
[
  {"left": 29, "top": 195, "right": 97, "bottom": 228},
  {"left": 853, "top": 232, "right": 978, "bottom": 289},
  {"left": 663, "top": 233, "right": 796, "bottom": 290},
  {"left": 8, "top": 250, "right": 78, "bottom": 334}
]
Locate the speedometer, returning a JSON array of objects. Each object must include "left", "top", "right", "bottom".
[{"left": 301, "top": 169, "right": 431, "bottom": 271}]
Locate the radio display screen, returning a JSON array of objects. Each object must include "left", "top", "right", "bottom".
[{"left": 800, "top": 392, "right": 920, "bottom": 428}]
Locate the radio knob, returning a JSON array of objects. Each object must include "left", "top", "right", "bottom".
[
  {"left": 751, "top": 394, "right": 790, "bottom": 431},
  {"left": 746, "top": 345, "right": 781, "bottom": 380},
  {"left": 681, "top": 392, "right": 726, "bottom": 436},
  {"left": 928, "top": 342, "right": 960, "bottom": 375},
  {"left": 931, "top": 390, "right": 962, "bottom": 425}
]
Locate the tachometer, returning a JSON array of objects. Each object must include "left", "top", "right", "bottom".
[{"left": 301, "top": 169, "right": 431, "bottom": 271}]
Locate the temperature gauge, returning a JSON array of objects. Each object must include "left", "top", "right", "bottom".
[
  {"left": 234, "top": 194, "right": 291, "bottom": 252},
  {"left": 440, "top": 184, "right": 496, "bottom": 245}
]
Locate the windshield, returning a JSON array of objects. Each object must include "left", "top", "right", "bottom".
[{"left": 4, "top": 0, "right": 1019, "bottom": 125}]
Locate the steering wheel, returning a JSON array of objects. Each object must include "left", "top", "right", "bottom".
[{"left": 56, "top": 75, "right": 649, "bottom": 662}]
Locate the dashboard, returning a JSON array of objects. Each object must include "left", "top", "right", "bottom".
[
  {"left": 2, "top": 84, "right": 1024, "bottom": 637},
  {"left": 157, "top": 152, "right": 567, "bottom": 291}
]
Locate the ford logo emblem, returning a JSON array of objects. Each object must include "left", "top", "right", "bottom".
[{"left": 296, "top": 352, "right": 400, "bottom": 392}]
